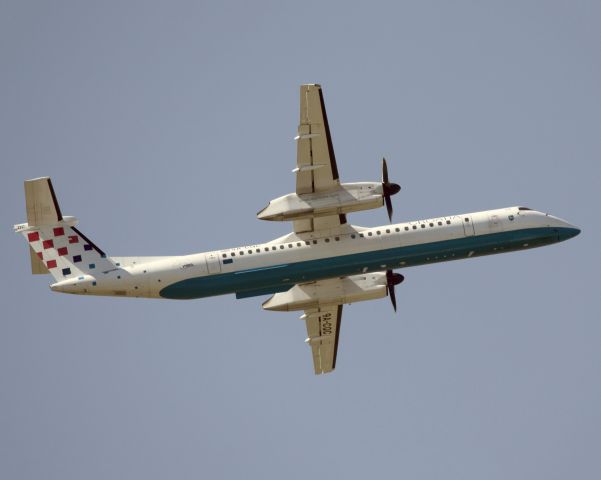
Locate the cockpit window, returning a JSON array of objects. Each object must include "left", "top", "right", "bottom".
[{"left": 518, "top": 207, "right": 532, "bottom": 211}]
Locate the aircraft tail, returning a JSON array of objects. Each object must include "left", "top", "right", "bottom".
[{"left": 14, "top": 177, "right": 114, "bottom": 282}]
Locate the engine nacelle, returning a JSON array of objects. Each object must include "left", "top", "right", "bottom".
[
  {"left": 257, "top": 182, "right": 383, "bottom": 221},
  {"left": 262, "top": 273, "right": 389, "bottom": 312}
]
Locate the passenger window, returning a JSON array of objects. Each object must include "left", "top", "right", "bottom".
[
  {"left": 368, "top": 232, "right": 373, "bottom": 236},
  {"left": 256, "top": 249, "right": 260, "bottom": 253},
  {"left": 335, "top": 236, "right": 340, "bottom": 241},
  {"left": 265, "top": 247, "right": 269, "bottom": 252},
  {"left": 438, "top": 221, "right": 442, "bottom": 226},
  {"left": 464, "top": 218, "right": 469, "bottom": 222},
  {"left": 429, "top": 223, "right": 434, "bottom": 227},
  {"left": 412, "top": 225, "right": 417, "bottom": 230},
  {"left": 297, "top": 242, "right": 301, "bottom": 247},
  {"left": 405, "top": 226, "right": 409, "bottom": 231},
  {"left": 239, "top": 251, "right": 244, "bottom": 255},
  {"left": 359, "top": 233, "right": 364, "bottom": 238},
  {"left": 325, "top": 238, "right": 330, "bottom": 243},
  {"left": 446, "top": 220, "right": 451, "bottom": 225},
  {"left": 313, "top": 240, "right": 318, "bottom": 244},
  {"left": 421, "top": 224, "right": 425, "bottom": 228},
  {"left": 386, "top": 229, "right": 390, "bottom": 234},
  {"left": 305, "top": 241, "right": 310, "bottom": 245},
  {"left": 231, "top": 252, "right": 236, "bottom": 256},
  {"left": 280, "top": 245, "right": 284, "bottom": 250},
  {"left": 395, "top": 228, "right": 400, "bottom": 232},
  {"left": 351, "top": 234, "right": 356, "bottom": 239},
  {"left": 376, "top": 231, "right": 381, "bottom": 235},
  {"left": 288, "top": 244, "right": 292, "bottom": 248},
  {"left": 272, "top": 246, "right": 277, "bottom": 251},
  {"left": 222, "top": 253, "right": 226, "bottom": 258}
]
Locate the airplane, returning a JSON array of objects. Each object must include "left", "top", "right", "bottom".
[{"left": 14, "top": 84, "right": 580, "bottom": 374}]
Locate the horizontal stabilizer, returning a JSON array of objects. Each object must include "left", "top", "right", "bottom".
[{"left": 25, "top": 177, "right": 63, "bottom": 226}]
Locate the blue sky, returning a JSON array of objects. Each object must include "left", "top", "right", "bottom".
[{"left": 1, "top": 1, "right": 600, "bottom": 479}]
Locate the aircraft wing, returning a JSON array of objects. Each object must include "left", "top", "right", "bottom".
[
  {"left": 295, "top": 84, "right": 340, "bottom": 195},
  {"left": 294, "top": 84, "right": 347, "bottom": 234},
  {"left": 303, "top": 305, "right": 343, "bottom": 374}
]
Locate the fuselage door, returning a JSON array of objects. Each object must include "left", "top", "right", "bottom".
[
  {"left": 205, "top": 252, "right": 222, "bottom": 274},
  {"left": 462, "top": 215, "right": 476, "bottom": 236}
]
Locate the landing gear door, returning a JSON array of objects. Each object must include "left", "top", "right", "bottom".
[
  {"left": 462, "top": 215, "right": 476, "bottom": 236},
  {"left": 205, "top": 252, "right": 222, "bottom": 274}
]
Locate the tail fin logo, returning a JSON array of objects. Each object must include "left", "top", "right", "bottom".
[{"left": 23, "top": 224, "right": 111, "bottom": 281}]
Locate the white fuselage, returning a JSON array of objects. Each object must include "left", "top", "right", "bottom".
[{"left": 49, "top": 206, "right": 580, "bottom": 300}]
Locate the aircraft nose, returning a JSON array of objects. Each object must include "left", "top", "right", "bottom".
[{"left": 559, "top": 226, "right": 581, "bottom": 241}]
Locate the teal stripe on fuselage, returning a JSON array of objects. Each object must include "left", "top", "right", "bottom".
[{"left": 159, "top": 227, "right": 577, "bottom": 300}]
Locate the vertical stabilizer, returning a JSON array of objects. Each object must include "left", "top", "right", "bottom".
[{"left": 16, "top": 177, "right": 114, "bottom": 282}]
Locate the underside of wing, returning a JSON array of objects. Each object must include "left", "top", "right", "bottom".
[
  {"left": 294, "top": 84, "right": 346, "bottom": 234},
  {"left": 295, "top": 84, "right": 340, "bottom": 195},
  {"left": 262, "top": 272, "right": 395, "bottom": 374},
  {"left": 303, "top": 305, "right": 343, "bottom": 375}
]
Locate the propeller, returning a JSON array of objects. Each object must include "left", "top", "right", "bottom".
[
  {"left": 386, "top": 269, "right": 404, "bottom": 312},
  {"left": 382, "top": 157, "right": 401, "bottom": 222}
]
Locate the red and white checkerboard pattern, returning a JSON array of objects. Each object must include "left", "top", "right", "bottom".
[{"left": 24, "top": 225, "right": 113, "bottom": 281}]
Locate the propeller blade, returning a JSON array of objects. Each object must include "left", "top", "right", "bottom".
[
  {"left": 386, "top": 270, "right": 404, "bottom": 313},
  {"left": 382, "top": 157, "right": 389, "bottom": 184},
  {"left": 389, "top": 283, "right": 397, "bottom": 312},
  {"left": 385, "top": 193, "right": 393, "bottom": 222}
]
